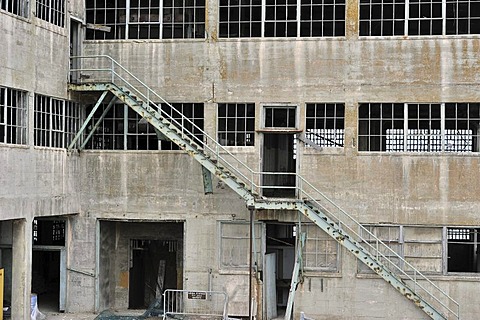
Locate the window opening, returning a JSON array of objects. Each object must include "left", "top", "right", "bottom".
[
  {"left": 32, "top": 219, "right": 66, "bottom": 246},
  {"left": 34, "top": 95, "right": 80, "bottom": 148},
  {"left": 447, "top": 228, "right": 480, "bottom": 273},
  {"left": 219, "top": 0, "right": 346, "bottom": 37},
  {"left": 36, "top": 0, "right": 65, "bottom": 27},
  {"left": 305, "top": 103, "right": 345, "bottom": 148},
  {"left": 0, "top": 86, "right": 28, "bottom": 145},
  {"left": 264, "top": 106, "right": 296, "bottom": 128},
  {"left": 303, "top": 223, "right": 339, "bottom": 271},
  {"left": 217, "top": 103, "right": 255, "bottom": 146},
  {"left": 85, "top": 102, "right": 204, "bottom": 150},
  {"left": 219, "top": 221, "right": 263, "bottom": 269},
  {"left": 358, "top": 102, "right": 480, "bottom": 152},
  {"left": 1, "top": 0, "right": 29, "bottom": 17},
  {"left": 86, "top": 0, "right": 205, "bottom": 40},
  {"left": 360, "top": 0, "right": 480, "bottom": 36}
]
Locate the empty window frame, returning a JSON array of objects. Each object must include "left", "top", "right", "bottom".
[
  {"left": 1, "top": 0, "right": 29, "bottom": 16},
  {"left": 217, "top": 103, "right": 255, "bottom": 146},
  {"left": 36, "top": 0, "right": 65, "bottom": 27},
  {"left": 85, "top": 102, "right": 204, "bottom": 150},
  {"left": 219, "top": 0, "right": 345, "bottom": 38},
  {"left": 358, "top": 103, "right": 480, "bottom": 152},
  {"left": 264, "top": 106, "right": 297, "bottom": 128},
  {"left": 85, "top": 0, "right": 205, "bottom": 40},
  {"left": 219, "top": 221, "right": 263, "bottom": 269},
  {"left": 34, "top": 95, "right": 80, "bottom": 148},
  {"left": 302, "top": 223, "right": 339, "bottom": 271},
  {"left": 0, "top": 86, "right": 28, "bottom": 145},
  {"left": 360, "top": 225, "right": 443, "bottom": 274},
  {"left": 305, "top": 103, "right": 344, "bottom": 148},
  {"left": 447, "top": 228, "right": 480, "bottom": 273},
  {"left": 359, "top": 0, "right": 480, "bottom": 36}
]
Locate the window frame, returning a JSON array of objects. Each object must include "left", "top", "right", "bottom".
[
  {"left": 217, "top": 103, "right": 256, "bottom": 147},
  {"left": 305, "top": 103, "right": 345, "bottom": 148},
  {"left": 359, "top": 0, "right": 480, "bottom": 37},
  {"left": 0, "top": 86, "right": 28, "bottom": 146}
]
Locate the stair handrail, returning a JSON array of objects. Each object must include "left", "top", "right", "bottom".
[
  {"left": 296, "top": 176, "right": 459, "bottom": 319},
  {"left": 70, "top": 55, "right": 261, "bottom": 195},
  {"left": 70, "top": 54, "right": 459, "bottom": 319}
]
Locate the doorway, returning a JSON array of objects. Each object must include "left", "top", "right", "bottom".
[
  {"left": 264, "top": 223, "right": 296, "bottom": 319},
  {"left": 31, "top": 219, "right": 67, "bottom": 313},
  {"left": 262, "top": 133, "right": 296, "bottom": 197},
  {"left": 129, "top": 240, "right": 179, "bottom": 309},
  {"left": 70, "top": 18, "right": 82, "bottom": 83}
]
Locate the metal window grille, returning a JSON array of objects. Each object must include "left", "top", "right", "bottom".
[
  {"left": 0, "top": 86, "right": 28, "bottom": 145},
  {"left": 85, "top": 102, "right": 203, "bottom": 150},
  {"left": 305, "top": 103, "right": 345, "bottom": 148},
  {"left": 219, "top": 222, "right": 262, "bottom": 269},
  {"left": 36, "top": 0, "right": 65, "bottom": 27},
  {"left": 446, "top": 0, "right": 480, "bottom": 34},
  {"left": 1, "top": 0, "right": 29, "bottom": 17},
  {"left": 303, "top": 223, "right": 339, "bottom": 271},
  {"left": 86, "top": 0, "right": 205, "bottom": 40},
  {"left": 217, "top": 103, "right": 255, "bottom": 146},
  {"left": 360, "top": 0, "right": 480, "bottom": 36},
  {"left": 359, "top": 102, "right": 478, "bottom": 152},
  {"left": 219, "top": 0, "right": 345, "bottom": 37},
  {"left": 34, "top": 95, "right": 52, "bottom": 147},
  {"left": 219, "top": 0, "right": 262, "bottom": 37},
  {"left": 65, "top": 101, "right": 81, "bottom": 149}
]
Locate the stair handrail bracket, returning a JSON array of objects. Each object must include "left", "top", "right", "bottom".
[{"left": 69, "top": 55, "right": 459, "bottom": 320}]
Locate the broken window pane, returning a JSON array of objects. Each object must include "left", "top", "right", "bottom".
[{"left": 448, "top": 228, "right": 480, "bottom": 273}]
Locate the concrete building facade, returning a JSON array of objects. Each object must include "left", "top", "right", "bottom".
[{"left": 1, "top": 0, "right": 479, "bottom": 319}]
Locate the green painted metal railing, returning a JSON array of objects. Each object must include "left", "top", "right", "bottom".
[{"left": 70, "top": 55, "right": 459, "bottom": 320}]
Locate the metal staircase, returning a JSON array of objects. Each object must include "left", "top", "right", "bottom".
[{"left": 69, "top": 55, "right": 459, "bottom": 320}]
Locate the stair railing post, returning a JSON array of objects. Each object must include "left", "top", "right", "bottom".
[{"left": 111, "top": 58, "right": 114, "bottom": 83}]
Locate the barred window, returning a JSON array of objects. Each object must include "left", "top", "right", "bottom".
[
  {"left": 303, "top": 224, "right": 339, "bottom": 271},
  {"left": 447, "top": 228, "right": 480, "bottom": 273},
  {"left": 219, "top": 0, "right": 345, "bottom": 38},
  {"left": 358, "top": 103, "right": 480, "bottom": 152},
  {"left": 0, "top": 86, "right": 28, "bottom": 145},
  {"left": 219, "top": 222, "right": 263, "bottom": 269},
  {"left": 218, "top": 103, "right": 255, "bottom": 146},
  {"left": 359, "top": 0, "right": 480, "bottom": 36},
  {"left": 86, "top": 0, "right": 205, "bottom": 40},
  {"left": 34, "top": 95, "right": 80, "bottom": 148},
  {"left": 36, "top": 0, "right": 65, "bottom": 27},
  {"left": 305, "top": 103, "right": 344, "bottom": 148},
  {"left": 1, "top": 0, "right": 29, "bottom": 17},
  {"left": 85, "top": 102, "right": 204, "bottom": 150}
]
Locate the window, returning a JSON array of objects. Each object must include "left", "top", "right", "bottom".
[
  {"left": 220, "top": 222, "right": 263, "bottom": 269},
  {"left": 359, "top": 0, "right": 480, "bottom": 36},
  {"left": 303, "top": 223, "right": 339, "bottom": 271},
  {"left": 219, "top": 0, "right": 345, "bottom": 38},
  {"left": 447, "top": 228, "right": 480, "bottom": 273},
  {"left": 305, "top": 103, "right": 344, "bottom": 148},
  {"left": 85, "top": 102, "right": 204, "bottom": 150},
  {"left": 0, "top": 86, "right": 28, "bottom": 145},
  {"left": 36, "top": 0, "right": 65, "bottom": 27},
  {"left": 34, "top": 95, "right": 81, "bottom": 148},
  {"left": 1, "top": 0, "right": 29, "bottom": 17},
  {"left": 264, "top": 106, "right": 296, "bottom": 128},
  {"left": 218, "top": 103, "right": 255, "bottom": 146},
  {"left": 86, "top": 0, "right": 205, "bottom": 40},
  {"left": 358, "top": 103, "right": 480, "bottom": 152},
  {"left": 360, "top": 225, "right": 443, "bottom": 274}
]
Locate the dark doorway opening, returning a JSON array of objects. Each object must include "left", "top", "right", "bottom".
[
  {"left": 262, "top": 133, "right": 296, "bottom": 198},
  {"left": 265, "top": 223, "right": 296, "bottom": 318},
  {"left": 129, "top": 240, "right": 179, "bottom": 309},
  {"left": 32, "top": 250, "right": 60, "bottom": 312}
]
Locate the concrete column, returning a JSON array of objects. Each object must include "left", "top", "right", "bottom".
[{"left": 11, "top": 218, "right": 32, "bottom": 319}]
